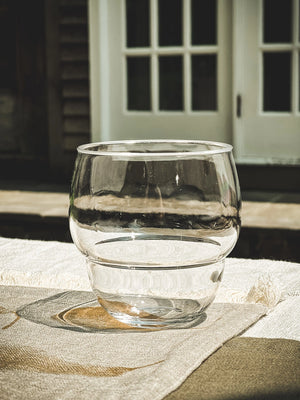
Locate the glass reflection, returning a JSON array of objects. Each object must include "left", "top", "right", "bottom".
[
  {"left": 158, "top": 0, "right": 182, "bottom": 46},
  {"left": 159, "top": 56, "right": 183, "bottom": 111},
  {"left": 127, "top": 57, "right": 151, "bottom": 111},
  {"left": 263, "top": 52, "right": 291, "bottom": 112},
  {"left": 126, "top": 0, "right": 150, "bottom": 48},
  {"left": 263, "top": 0, "right": 292, "bottom": 43},
  {"left": 192, "top": 55, "right": 217, "bottom": 111},
  {"left": 191, "top": 0, "right": 217, "bottom": 45}
]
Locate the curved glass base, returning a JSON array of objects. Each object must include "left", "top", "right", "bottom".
[
  {"left": 16, "top": 291, "right": 209, "bottom": 332},
  {"left": 88, "top": 258, "right": 224, "bottom": 329},
  {"left": 97, "top": 294, "right": 209, "bottom": 329}
]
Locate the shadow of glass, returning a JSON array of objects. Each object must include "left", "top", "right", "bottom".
[{"left": 16, "top": 290, "right": 207, "bottom": 333}]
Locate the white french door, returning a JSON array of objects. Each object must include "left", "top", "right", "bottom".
[
  {"left": 89, "top": 0, "right": 300, "bottom": 164},
  {"left": 89, "top": 0, "right": 233, "bottom": 143},
  {"left": 234, "top": 0, "right": 300, "bottom": 163}
]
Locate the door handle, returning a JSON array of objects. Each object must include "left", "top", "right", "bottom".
[{"left": 236, "top": 94, "right": 242, "bottom": 118}]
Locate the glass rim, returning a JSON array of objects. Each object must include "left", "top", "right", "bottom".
[{"left": 77, "top": 140, "right": 233, "bottom": 158}]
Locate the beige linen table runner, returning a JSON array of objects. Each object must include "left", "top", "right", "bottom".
[{"left": 0, "top": 238, "right": 299, "bottom": 400}]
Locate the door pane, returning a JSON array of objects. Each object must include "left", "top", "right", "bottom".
[
  {"left": 263, "top": 52, "right": 291, "bottom": 112},
  {"left": 263, "top": 0, "right": 292, "bottom": 43},
  {"left": 159, "top": 56, "right": 183, "bottom": 110},
  {"left": 192, "top": 55, "right": 217, "bottom": 111},
  {"left": 126, "top": 0, "right": 150, "bottom": 47},
  {"left": 127, "top": 57, "right": 151, "bottom": 110},
  {"left": 158, "top": 0, "right": 182, "bottom": 46},
  {"left": 191, "top": 0, "right": 217, "bottom": 45}
]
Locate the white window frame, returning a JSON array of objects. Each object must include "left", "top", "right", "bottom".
[
  {"left": 120, "top": 0, "right": 219, "bottom": 116},
  {"left": 89, "top": 0, "right": 300, "bottom": 165},
  {"left": 233, "top": 0, "right": 300, "bottom": 164},
  {"left": 88, "top": 0, "right": 110, "bottom": 141},
  {"left": 89, "top": 0, "right": 232, "bottom": 144}
]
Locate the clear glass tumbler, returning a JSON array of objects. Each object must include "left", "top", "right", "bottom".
[{"left": 69, "top": 140, "right": 241, "bottom": 329}]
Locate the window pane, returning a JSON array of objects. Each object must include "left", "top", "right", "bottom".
[
  {"left": 192, "top": 55, "right": 217, "bottom": 111},
  {"left": 263, "top": 0, "right": 292, "bottom": 43},
  {"left": 263, "top": 52, "right": 291, "bottom": 112},
  {"left": 127, "top": 57, "right": 151, "bottom": 110},
  {"left": 159, "top": 0, "right": 182, "bottom": 46},
  {"left": 191, "top": 0, "right": 216, "bottom": 45},
  {"left": 159, "top": 56, "right": 183, "bottom": 110},
  {"left": 126, "top": 0, "right": 150, "bottom": 47}
]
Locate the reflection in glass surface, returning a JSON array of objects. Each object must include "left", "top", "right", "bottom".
[
  {"left": 191, "top": 0, "right": 217, "bottom": 45},
  {"left": 127, "top": 57, "right": 151, "bottom": 111},
  {"left": 263, "top": 52, "right": 291, "bottom": 112},
  {"left": 126, "top": 0, "right": 150, "bottom": 48},
  {"left": 158, "top": 0, "right": 182, "bottom": 46},
  {"left": 263, "top": 0, "right": 292, "bottom": 43},
  {"left": 192, "top": 55, "right": 217, "bottom": 111},
  {"left": 159, "top": 56, "right": 183, "bottom": 111}
]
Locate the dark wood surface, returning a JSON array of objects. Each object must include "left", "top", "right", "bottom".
[
  {"left": 0, "top": 0, "right": 47, "bottom": 159},
  {"left": 0, "top": 0, "right": 90, "bottom": 180}
]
